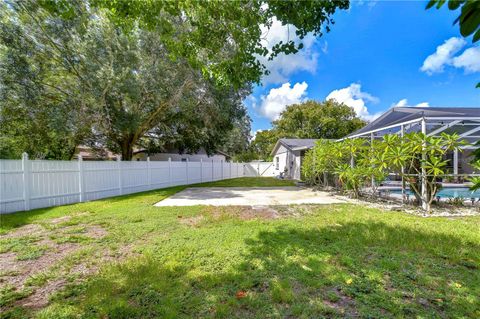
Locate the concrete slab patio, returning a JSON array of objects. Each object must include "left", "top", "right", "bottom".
[{"left": 155, "top": 186, "right": 344, "bottom": 206}]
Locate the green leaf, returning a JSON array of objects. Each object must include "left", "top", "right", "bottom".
[
  {"left": 436, "top": 0, "right": 447, "bottom": 9},
  {"left": 459, "top": 3, "right": 480, "bottom": 37},
  {"left": 448, "top": 0, "right": 464, "bottom": 10},
  {"left": 473, "top": 28, "right": 480, "bottom": 42},
  {"left": 426, "top": 0, "right": 438, "bottom": 9}
]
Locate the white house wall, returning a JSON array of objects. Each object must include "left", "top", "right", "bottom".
[
  {"left": 292, "top": 150, "right": 302, "bottom": 180},
  {"left": 272, "top": 145, "right": 305, "bottom": 180},
  {"left": 273, "top": 145, "right": 288, "bottom": 177}
]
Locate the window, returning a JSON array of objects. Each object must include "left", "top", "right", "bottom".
[
  {"left": 276, "top": 156, "right": 279, "bottom": 170},
  {"left": 181, "top": 158, "right": 187, "bottom": 162}
]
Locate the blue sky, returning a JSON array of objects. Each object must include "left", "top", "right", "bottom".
[{"left": 247, "top": 1, "right": 480, "bottom": 134}]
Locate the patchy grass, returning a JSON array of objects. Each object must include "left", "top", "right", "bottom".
[{"left": 0, "top": 177, "right": 479, "bottom": 318}]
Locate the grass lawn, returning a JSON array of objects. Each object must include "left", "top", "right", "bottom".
[{"left": 0, "top": 177, "right": 479, "bottom": 318}]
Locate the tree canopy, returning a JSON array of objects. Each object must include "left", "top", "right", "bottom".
[
  {"left": 273, "top": 100, "right": 366, "bottom": 140},
  {"left": 87, "top": 0, "right": 350, "bottom": 88},
  {"left": 0, "top": 0, "right": 349, "bottom": 160},
  {"left": 250, "top": 100, "right": 366, "bottom": 161}
]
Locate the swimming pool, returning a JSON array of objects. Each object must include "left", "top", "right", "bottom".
[{"left": 390, "top": 187, "right": 479, "bottom": 199}]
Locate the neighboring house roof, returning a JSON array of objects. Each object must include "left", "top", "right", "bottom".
[
  {"left": 134, "top": 148, "right": 231, "bottom": 159},
  {"left": 215, "top": 150, "right": 232, "bottom": 159},
  {"left": 271, "top": 138, "right": 318, "bottom": 156},
  {"left": 346, "top": 107, "right": 480, "bottom": 138},
  {"left": 73, "top": 146, "right": 118, "bottom": 160}
]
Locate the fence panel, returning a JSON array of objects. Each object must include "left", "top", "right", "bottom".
[
  {"left": 149, "top": 161, "right": 170, "bottom": 188},
  {"left": 0, "top": 158, "right": 268, "bottom": 214},
  {"left": 244, "top": 162, "right": 275, "bottom": 177},
  {"left": 188, "top": 162, "right": 202, "bottom": 184},
  {"left": 29, "top": 160, "right": 79, "bottom": 210},
  {"left": 0, "top": 160, "right": 25, "bottom": 213},
  {"left": 83, "top": 161, "right": 119, "bottom": 201}
]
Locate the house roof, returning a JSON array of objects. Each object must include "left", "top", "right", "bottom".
[
  {"left": 346, "top": 107, "right": 480, "bottom": 138},
  {"left": 133, "top": 148, "right": 231, "bottom": 158},
  {"left": 271, "top": 138, "right": 318, "bottom": 155}
]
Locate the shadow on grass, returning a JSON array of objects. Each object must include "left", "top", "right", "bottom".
[{"left": 36, "top": 221, "right": 480, "bottom": 319}]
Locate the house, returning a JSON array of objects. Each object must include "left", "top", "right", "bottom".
[
  {"left": 73, "top": 145, "right": 231, "bottom": 162},
  {"left": 73, "top": 145, "right": 118, "bottom": 161},
  {"left": 270, "top": 139, "right": 318, "bottom": 180},
  {"left": 133, "top": 148, "right": 231, "bottom": 162},
  {"left": 342, "top": 106, "right": 480, "bottom": 175}
]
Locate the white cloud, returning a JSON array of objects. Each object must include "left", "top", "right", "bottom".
[
  {"left": 245, "top": 95, "right": 258, "bottom": 110},
  {"left": 353, "top": 0, "right": 379, "bottom": 9},
  {"left": 259, "top": 18, "right": 320, "bottom": 84},
  {"left": 325, "top": 83, "right": 379, "bottom": 120},
  {"left": 393, "top": 99, "right": 429, "bottom": 108},
  {"left": 415, "top": 102, "right": 430, "bottom": 108},
  {"left": 395, "top": 98, "right": 408, "bottom": 107},
  {"left": 452, "top": 46, "right": 480, "bottom": 73},
  {"left": 420, "top": 37, "right": 466, "bottom": 74},
  {"left": 321, "top": 41, "right": 328, "bottom": 54},
  {"left": 250, "top": 129, "right": 262, "bottom": 141},
  {"left": 259, "top": 82, "right": 308, "bottom": 120}
]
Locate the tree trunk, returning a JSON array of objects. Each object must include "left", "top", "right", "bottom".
[{"left": 120, "top": 138, "right": 134, "bottom": 161}]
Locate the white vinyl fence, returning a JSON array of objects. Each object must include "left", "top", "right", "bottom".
[
  {"left": 244, "top": 162, "right": 276, "bottom": 177},
  {"left": 0, "top": 154, "right": 259, "bottom": 214}
]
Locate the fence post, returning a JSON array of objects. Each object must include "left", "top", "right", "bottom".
[
  {"left": 147, "top": 156, "right": 151, "bottom": 189},
  {"left": 168, "top": 157, "right": 172, "bottom": 186},
  {"left": 200, "top": 158, "right": 203, "bottom": 183},
  {"left": 211, "top": 159, "right": 214, "bottom": 181},
  {"left": 221, "top": 160, "right": 224, "bottom": 180},
  {"left": 186, "top": 158, "right": 189, "bottom": 184},
  {"left": 78, "top": 155, "right": 85, "bottom": 202},
  {"left": 116, "top": 155, "right": 122, "bottom": 195},
  {"left": 230, "top": 161, "right": 232, "bottom": 179},
  {"left": 22, "top": 152, "right": 31, "bottom": 211}
]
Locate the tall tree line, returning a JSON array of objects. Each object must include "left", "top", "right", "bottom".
[
  {"left": 249, "top": 100, "right": 366, "bottom": 161},
  {"left": 0, "top": 0, "right": 349, "bottom": 160}
]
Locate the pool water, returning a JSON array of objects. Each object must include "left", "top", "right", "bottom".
[{"left": 390, "top": 187, "right": 479, "bottom": 199}]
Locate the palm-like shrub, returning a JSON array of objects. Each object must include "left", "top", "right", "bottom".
[{"left": 303, "top": 133, "right": 466, "bottom": 211}]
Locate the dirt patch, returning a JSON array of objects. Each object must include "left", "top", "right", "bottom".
[
  {"left": 199, "top": 205, "right": 280, "bottom": 221},
  {"left": 83, "top": 225, "right": 108, "bottom": 239},
  {"left": 238, "top": 206, "right": 280, "bottom": 220},
  {"left": 49, "top": 216, "right": 72, "bottom": 225},
  {"left": 1, "top": 224, "right": 45, "bottom": 239},
  {"left": 0, "top": 218, "right": 111, "bottom": 311},
  {"left": 16, "top": 279, "right": 66, "bottom": 309},
  {"left": 178, "top": 215, "right": 205, "bottom": 227},
  {"left": 0, "top": 242, "right": 79, "bottom": 288},
  {"left": 323, "top": 287, "right": 358, "bottom": 317},
  {"left": 197, "top": 205, "right": 319, "bottom": 223}
]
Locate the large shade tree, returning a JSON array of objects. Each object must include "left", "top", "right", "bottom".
[
  {"left": 273, "top": 100, "right": 366, "bottom": 140},
  {"left": 0, "top": 0, "right": 349, "bottom": 160},
  {"left": 0, "top": 1, "right": 249, "bottom": 160},
  {"left": 249, "top": 100, "right": 366, "bottom": 160},
  {"left": 89, "top": 0, "right": 350, "bottom": 88}
]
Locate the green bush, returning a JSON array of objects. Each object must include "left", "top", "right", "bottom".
[{"left": 302, "top": 133, "right": 466, "bottom": 210}]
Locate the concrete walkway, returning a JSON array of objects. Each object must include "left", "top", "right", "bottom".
[{"left": 155, "top": 186, "right": 344, "bottom": 206}]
